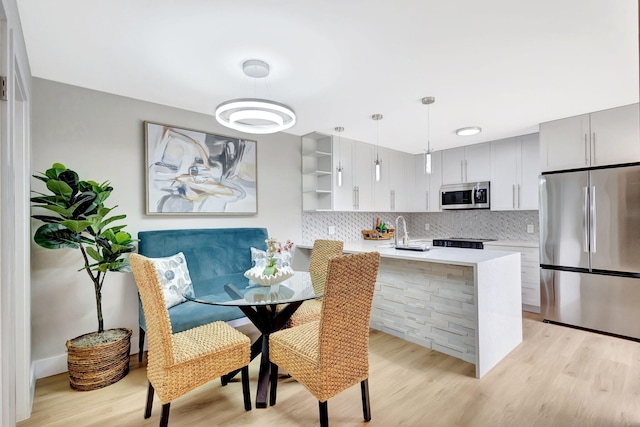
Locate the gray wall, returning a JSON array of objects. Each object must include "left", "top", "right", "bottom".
[{"left": 30, "top": 78, "right": 302, "bottom": 377}]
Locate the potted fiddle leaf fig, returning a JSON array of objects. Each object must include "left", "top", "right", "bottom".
[{"left": 31, "top": 163, "right": 136, "bottom": 391}]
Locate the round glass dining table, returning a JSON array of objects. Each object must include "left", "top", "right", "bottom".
[{"left": 184, "top": 271, "right": 326, "bottom": 408}]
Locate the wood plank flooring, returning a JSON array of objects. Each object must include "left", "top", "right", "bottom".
[{"left": 17, "top": 313, "right": 640, "bottom": 427}]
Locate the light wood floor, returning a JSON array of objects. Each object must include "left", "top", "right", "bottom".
[{"left": 18, "top": 313, "right": 640, "bottom": 427}]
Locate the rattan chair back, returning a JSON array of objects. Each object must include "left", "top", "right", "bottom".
[
  {"left": 130, "top": 253, "right": 176, "bottom": 369},
  {"left": 308, "top": 239, "right": 344, "bottom": 276},
  {"left": 317, "top": 251, "right": 380, "bottom": 387}
]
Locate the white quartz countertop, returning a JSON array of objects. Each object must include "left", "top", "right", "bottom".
[
  {"left": 297, "top": 240, "right": 519, "bottom": 267},
  {"left": 483, "top": 240, "right": 539, "bottom": 248}
]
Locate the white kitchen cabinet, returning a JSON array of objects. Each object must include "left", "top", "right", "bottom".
[
  {"left": 302, "top": 132, "right": 333, "bottom": 211},
  {"left": 352, "top": 140, "right": 374, "bottom": 211},
  {"left": 331, "top": 137, "right": 374, "bottom": 211},
  {"left": 539, "top": 103, "right": 640, "bottom": 172},
  {"left": 373, "top": 147, "right": 391, "bottom": 211},
  {"left": 413, "top": 151, "right": 442, "bottom": 212},
  {"left": 442, "top": 143, "right": 491, "bottom": 185},
  {"left": 490, "top": 133, "right": 539, "bottom": 211},
  {"left": 483, "top": 242, "right": 540, "bottom": 313},
  {"left": 589, "top": 104, "right": 640, "bottom": 166},
  {"left": 332, "top": 136, "right": 354, "bottom": 211},
  {"left": 389, "top": 150, "right": 414, "bottom": 212}
]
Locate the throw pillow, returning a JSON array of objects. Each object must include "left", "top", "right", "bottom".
[
  {"left": 148, "top": 252, "right": 195, "bottom": 309},
  {"left": 250, "top": 247, "right": 292, "bottom": 269}
]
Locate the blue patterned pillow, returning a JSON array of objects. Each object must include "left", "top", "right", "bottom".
[
  {"left": 250, "top": 247, "right": 292, "bottom": 268},
  {"left": 148, "top": 252, "right": 195, "bottom": 308}
]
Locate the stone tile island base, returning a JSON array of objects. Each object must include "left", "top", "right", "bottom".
[
  {"left": 294, "top": 242, "right": 523, "bottom": 378},
  {"left": 370, "top": 256, "right": 522, "bottom": 378}
]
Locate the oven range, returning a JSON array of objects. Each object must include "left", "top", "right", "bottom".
[{"left": 432, "top": 238, "right": 497, "bottom": 250}]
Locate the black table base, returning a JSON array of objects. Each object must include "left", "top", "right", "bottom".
[{"left": 221, "top": 284, "right": 303, "bottom": 408}]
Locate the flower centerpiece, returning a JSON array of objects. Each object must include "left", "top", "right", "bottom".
[{"left": 245, "top": 237, "right": 295, "bottom": 286}]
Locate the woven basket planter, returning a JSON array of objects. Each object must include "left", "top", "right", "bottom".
[{"left": 66, "top": 328, "right": 132, "bottom": 391}]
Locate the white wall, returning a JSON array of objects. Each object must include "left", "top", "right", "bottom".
[{"left": 30, "top": 78, "right": 302, "bottom": 377}]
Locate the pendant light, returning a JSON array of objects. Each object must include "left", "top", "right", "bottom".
[
  {"left": 335, "top": 126, "right": 344, "bottom": 187},
  {"left": 422, "top": 96, "right": 435, "bottom": 175},
  {"left": 372, "top": 114, "right": 383, "bottom": 182}
]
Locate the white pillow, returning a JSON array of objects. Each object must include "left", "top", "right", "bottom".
[
  {"left": 250, "top": 247, "right": 292, "bottom": 269},
  {"left": 148, "top": 252, "right": 195, "bottom": 309}
]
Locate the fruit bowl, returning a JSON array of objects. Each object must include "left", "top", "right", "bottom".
[{"left": 244, "top": 266, "right": 294, "bottom": 286}]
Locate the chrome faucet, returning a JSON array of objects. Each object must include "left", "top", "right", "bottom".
[{"left": 394, "top": 215, "right": 410, "bottom": 247}]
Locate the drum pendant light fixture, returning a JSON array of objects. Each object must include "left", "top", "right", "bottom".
[
  {"left": 215, "top": 60, "right": 296, "bottom": 134},
  {"left": 372, "top": 114, "right": 383, "bottom": 182},
  {"left": 422, "top": 96, "right": 435, "bottom": 175},
  {"left": 335, "top": 126, "right": 344, "bottom": 187}
]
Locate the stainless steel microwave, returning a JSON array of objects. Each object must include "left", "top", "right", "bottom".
[{"left": 440, "top": 182, "right": 490, "bottom": 210}]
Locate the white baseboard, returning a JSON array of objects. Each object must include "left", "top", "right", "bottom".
[{"left": 33, "top": 353, "right": 67, "bottom": 379}]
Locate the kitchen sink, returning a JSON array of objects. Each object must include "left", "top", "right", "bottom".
[{"left": 376, "top": 239, "right": 432, "bottom": 250}]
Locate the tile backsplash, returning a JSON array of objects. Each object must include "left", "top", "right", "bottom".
[{"left": 301, "top": 210, "right": 539, "bottom": 244}]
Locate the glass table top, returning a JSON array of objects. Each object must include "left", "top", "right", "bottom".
[{"left": 185, "top": 271, "right": 326, "bottom": 307}]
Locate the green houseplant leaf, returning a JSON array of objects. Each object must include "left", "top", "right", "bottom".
[{"left": 31, "top": 163, "right": 136, "bottom": 333}]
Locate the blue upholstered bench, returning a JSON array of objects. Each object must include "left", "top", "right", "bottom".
[{"left": 136, "top": 227, "right": 268, "bottom": 361}]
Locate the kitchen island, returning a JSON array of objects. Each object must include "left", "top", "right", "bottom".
[{"left": 295, "top": 241, "right": 522, "bottom": 378}]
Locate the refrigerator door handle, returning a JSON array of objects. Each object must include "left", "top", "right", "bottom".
[
  {"left": 583, "top": 186, "right": 589, "bottom": 253},
  {"left": 590, "top": 186, "right": 596, "bottom": 253}
]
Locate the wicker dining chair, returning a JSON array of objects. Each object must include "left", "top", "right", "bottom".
[
  {"left": 286, "top": 239, "right": 344, "bottom": 328},
  {"left": 130, "top": 254, "right": 252, "bottom": 427},
  {"left": 269, "top": 251, "right": 381, "bottom": 427}
]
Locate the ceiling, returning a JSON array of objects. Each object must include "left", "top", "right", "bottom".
[{"left": 17, "top": 0, "right": 639, "bottom": 154}]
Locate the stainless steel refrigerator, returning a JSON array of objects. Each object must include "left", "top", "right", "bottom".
[{"left": 539, "top": 164, "right": 640, "bottom": 340}]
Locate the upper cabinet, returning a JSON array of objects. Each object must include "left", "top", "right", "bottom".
[
  {"left": 490, "top": 134, "right": 540, "bottom": 211},
  {"left": 441, "top": 143, "right": 491, "bottom": 185},
  {"left": 391, "top": 151, "right": 415, "bottom": 212},
  {"left": 332, "top": 137, "right": 374, "bottom": 211},
  {"left": 332, "top": 136, "right": 355, "bottom": 211},
  {"left": 413, "top": 151, "right": 442, "bottom": 212},
  {"left": 372, "top": 147, "right": 391, "bottom": 211},
  {"left": 373, "top": 148, "right": 415, "bottom": 212},
  {"left": 539, "top": 103, "right": 640, "bottom": 172},
  {"left": 302, "top": 132, "right": 333, "bottom": 211}
]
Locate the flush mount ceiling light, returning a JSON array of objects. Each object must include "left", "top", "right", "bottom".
[
  {"left": 456, "top": 126, "right": 482, "bottom": 136},
  {"left": 422, "top": 96, "right": 435, "bottom": 175},
  {"left": 215, "top": 59, "right": 296, "bottom": 134}
]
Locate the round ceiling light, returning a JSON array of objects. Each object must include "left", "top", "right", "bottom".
[
  {"left": 456, "top": 126, "right": 482, "bottom": 136},
  {"left": 215, "top": 98, "right": 296, "bottom": 134},
  {"left": 215, "top": 59, "right": 296, "bottom": 134}
]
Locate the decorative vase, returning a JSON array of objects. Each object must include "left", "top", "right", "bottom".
[
  {"left": 244, "top": 266, "right": 295, "bottom": 286},
  {"left": 66, "top": 327, "right": 132, "bottom": 391}
]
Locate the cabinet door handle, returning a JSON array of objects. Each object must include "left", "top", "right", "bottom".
[
  {"left": 518, "top": 184, "right": 521, "bottom": 209},
  {"left": 390, "top": 190, "right": 395, "bottom": 211},
  {"left": 513, "top": 184, "right": 516, "bottom": 209},
  {"left": 465, "top": 160, "right": 468, "bottom": 182},
  {"left": 460, "top": 161, "right": 464, "bottom": 182},
  {"left": 584, "top": 134, "right": 588, "bottom": 164},
  {"left": 353, "top": 186, "right": 356, "bottom": 209},
  {"left": 592, "top": 132, "right": 596, "bottom": 164},
  {"left": 356, "top": 186, "right": 360, "bottom": 210}
]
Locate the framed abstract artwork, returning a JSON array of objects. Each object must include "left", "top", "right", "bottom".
[{"left": 144, "top": 121, "right": 258, "bottom": 215}]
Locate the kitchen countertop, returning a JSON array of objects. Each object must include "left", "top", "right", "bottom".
[
  {"left": 483, "top": 240, "right": 539, "bottom": 248},
  {"left": 297, "top": 240, "right": 521, "bottom": 267}
]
